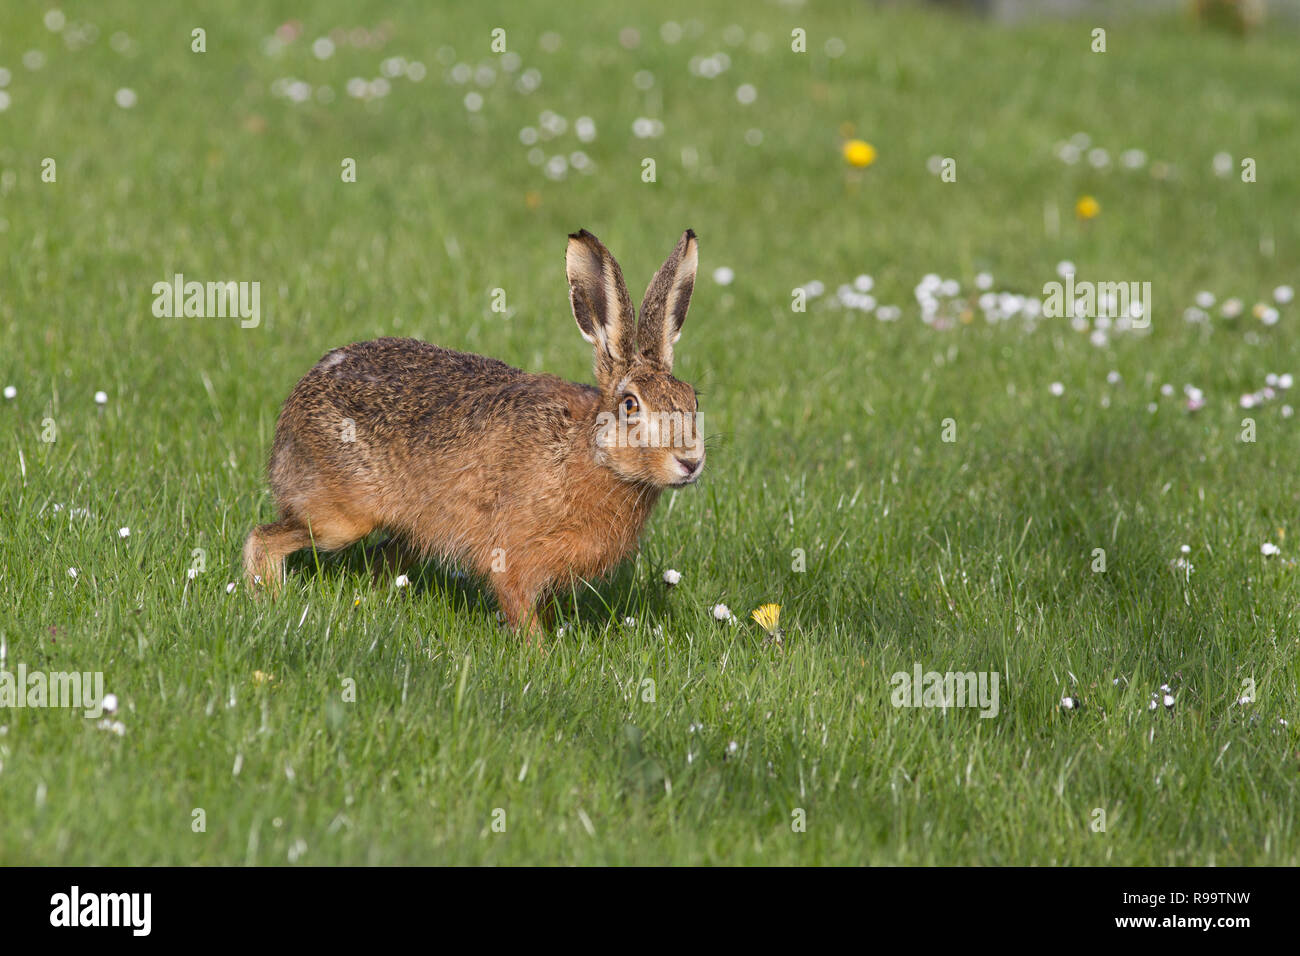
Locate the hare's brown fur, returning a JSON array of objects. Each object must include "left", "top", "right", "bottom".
[{"left": 244, "top": 230, "right": 705, "bottom": 635}]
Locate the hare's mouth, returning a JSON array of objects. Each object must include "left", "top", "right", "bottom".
[{"left": 669, "top": 455, "right": 704, "bottom": 486}]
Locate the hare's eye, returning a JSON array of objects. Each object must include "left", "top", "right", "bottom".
[{"left": 622, "top": 395, "right": 640, "bottom": 415}]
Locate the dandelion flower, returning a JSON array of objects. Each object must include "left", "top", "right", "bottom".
[
  {"left": 842, "top": 139, "right": 876, "bottom": 168},
  {"left": 1075, "top": 195, "right": 1100, "bottom": 220},
  {"left": 751, "top": 603, "right": 781, "bottom": 631}
]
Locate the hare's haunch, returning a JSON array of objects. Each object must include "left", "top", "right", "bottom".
[{"left": 244, "top": 229, "right": 705, "bottom": 634}]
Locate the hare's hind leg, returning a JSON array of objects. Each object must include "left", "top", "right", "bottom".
[{"left": 244, "top": 518, "right": 311, "bottom": 591}]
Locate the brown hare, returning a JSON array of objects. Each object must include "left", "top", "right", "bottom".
[{"left": 243, "top": 229, "right": 705, "bottom": 635}]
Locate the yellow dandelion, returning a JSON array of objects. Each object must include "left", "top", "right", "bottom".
[
  {"left": 751, "top": 603, "right": 781, "bottom": 631},
  {"left": 843, "top": 139, "right": 876, "bottom": 168},
  {"left": 1075, "top": 195, "right": 1100, "bottom": 220}
]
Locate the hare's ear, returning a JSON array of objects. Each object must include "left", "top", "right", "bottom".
[
  {"left": 636, "top": 229, "right": 697, "bottom": 371},
  {"left": 566, "top": 229, "right": 636, "bottom": 385}
]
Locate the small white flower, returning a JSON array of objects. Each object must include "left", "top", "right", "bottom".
[
  {"left": 1056, "top": 260, "right": 1076, "bottom": 278},
  {"left": 118, "top": 526, "right": 131, "bottom": 538},
  {"left": 1274, "top": 285, "right": 1295, "bottom": 305},
  {"left": 663, "top": 568, "right": 681, "bottom": 586},
  {"left": 1120, "top": 148, "right": 1146, "bottom": 169},
  {"left": 225, "top": 582, "right": 237, "bottom": 594},
  {"left": 1049, "top": 382, "right": 1065, "bottom": 397},
  {"left": 1221, "top": 298, "right": 1243, "bottom": 318},
  {"left": 394, "top": 574, "right": 411, "bottom": 588},
  {"left": 1261, "top": 542, "right": 1281, "bottom": 556},
  {"left": 1163, "top": 694, "right": 1175, "bottom": 709},
  {"left": 975, "top": 272, "right": 994, "bottom": 290},
  {"left": 712, "top": 266, "right": 735, "bottom": 286},
  {"left": 2, "top": 385, "right": 15, "bottom": 400},
  {"left": 1279, "top": 373, "right": 1293, "bottom": 389},
  {"left": 1195, "top": 290, "right": 1215, "bottom": 309},
  {"left": 102, "top": 693, "right": 119, "bottom": 714},
  {"left": 711, "top": 603, "right": 733, "bottom": 623},
  {"left": 853, "top": 274, "right": 874, "bottom": 293},
  {"left": 187, "top": 567, "right": 199, "bottom": 580},
  {"left": 94, "top": 391, "right": 109, "bottom": 405},
  {"left": 1160, "top": 383, "right": 1174, "bottom": 397},
  {"left": 1107, "top": 370, "right": 1121, "bottom": 385},
  {"left": 67, "top": 567, "right": 78, "bottom": 578},
  {"left": 1212, "top": 151, "right": 1233, "bottom": 177},
  {"left": 735, "top": 83, "right": 757, "bottom": 104},
  {"left": 114, "top": 88, "right": 137, "bottom": 109},
  {"left": 1061, "top": 696, "right": 1077, "bottom": 710},
  {"left": 1236, "top": 694, "right": 1253, "bottom": 706},
  {"left": 1180, "top": 544, "right": 1191, "bottom": 554}
]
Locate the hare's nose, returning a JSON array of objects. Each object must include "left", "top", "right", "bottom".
[{"left": 675, "top": 455, "right": 702, "bottom": 477}]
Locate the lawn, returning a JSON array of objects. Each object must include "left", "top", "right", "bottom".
[{"left": 1, "top": 0, "right": 1298, "bottom": 865}]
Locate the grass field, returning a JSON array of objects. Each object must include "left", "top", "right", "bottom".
[{"left": 2, "top": 0, "right": 1299, "bottom": 865}]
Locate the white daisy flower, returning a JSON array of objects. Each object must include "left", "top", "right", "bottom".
[
  {"left": 1261, "top": 542, "right": 1281, "bottom": 556},
  {"left": 663, "top": 568, "right": 681, "bottom": 586},
  {"left": 394, "top": 574, "right": 411, "bottom": 588}
]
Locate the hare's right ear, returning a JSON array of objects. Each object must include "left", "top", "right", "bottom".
[{"left": 566, "top": 229, "right": 636, "bottom": 387}]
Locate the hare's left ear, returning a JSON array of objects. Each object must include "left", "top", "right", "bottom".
[
  {"left": 636, "top": 229, "right": 697, "bottom": 371},
  {"left": 567, "top": 229, "right": 637, "bottom": 388}
]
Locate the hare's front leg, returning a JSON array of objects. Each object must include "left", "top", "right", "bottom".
[
  {"left": 490, "top": 573, "right": 545, "bottom": 639},
  {"left": 365, "top": 536, "right": 415, "bottom": 583}
]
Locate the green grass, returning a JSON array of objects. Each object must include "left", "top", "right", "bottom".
[{"left": 2, "top": 0, "right": 1299, "bottom": 864}]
